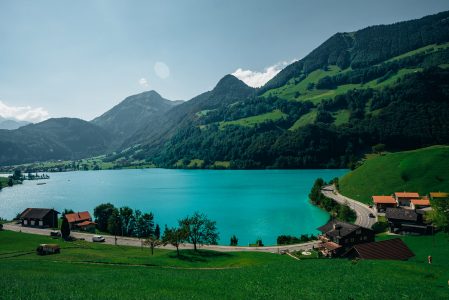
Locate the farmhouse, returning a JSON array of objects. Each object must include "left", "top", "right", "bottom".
[
  {"left": 372, "top": 195, "right": 397, "bottom": 213},
  {"left": 343, "top": 238, "right": 414, "bottom": 260},
  {"left": 394, "top": 192, "right": 420, "bottom": 207},
  {"left": 410, "top": 197, "right": 431, "bottom": 210},
  {"left": 429, "top": 192, "right": 449, "bottom": 201},
  {"left": 65, "top": 211, "right": 96, "bottom": 232},
  {"left": 20, "top": 208, "right": 59, "bottom": 228},
  {"left": 317, "top": 220, "right": 375, "bottom": 257},
  {"left": 385, "top": 207, "right": 432, "bottom": 235}
]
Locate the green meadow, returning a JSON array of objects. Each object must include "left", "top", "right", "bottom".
[{"left": 1, "top": 230, "right": 448, "bottom": 299}]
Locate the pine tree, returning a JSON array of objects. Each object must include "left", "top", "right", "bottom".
[{"left": 61, "top": 217, "right": 70, "bottom": 240}]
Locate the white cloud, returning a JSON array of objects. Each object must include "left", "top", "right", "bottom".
[
  {"left": 0, "top": 100, "right": 49, "bottom": 123},
  {"left": 232, "top": 60, "right": 296, "bottom": 88},
  {"left": 154, "top": 61, "right": 170, "bottom": 79},
  {"left": 139, "top": 77, "right": 149, "bottom": 88}
]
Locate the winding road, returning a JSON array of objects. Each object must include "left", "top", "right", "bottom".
[{"left": 321, "top": 185, "right": 377, "bottom": 229}]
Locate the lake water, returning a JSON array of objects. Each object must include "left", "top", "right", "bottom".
[{"left": 0, "top": 169, "right": 347, "bottom": 245}]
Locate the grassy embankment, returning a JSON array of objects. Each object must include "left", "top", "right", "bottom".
[
  {"left": 1, "top": 230, "right": 448, "bottom": 299},
  {"left": 339, "top": 146, "right": 449, "bottom": 204}
]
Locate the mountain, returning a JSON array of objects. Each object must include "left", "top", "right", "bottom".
[
  {"left": 116, "top": 10, "right": 449, "bottom": 169},
  {"left": 91, "top": 90, "right": 182, "bottom": 148},
  {"left": 123, "top": 75, "right": 255, "bottom": 150},
  {"left": 0, "top": 118, "right": 111, "bottom": 165},
  {"left": 0, "top": 116, "right": 30, "bottom": 130}
]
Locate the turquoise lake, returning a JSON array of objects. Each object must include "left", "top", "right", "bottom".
[{"left": 0, "top": 169, "right": 347, "bottom": 245}]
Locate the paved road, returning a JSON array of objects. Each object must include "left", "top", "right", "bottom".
[
  {"left": 321, "top": 185, "right": 377, "bottom": 229},
  {"left": 3, "top": 223, "right": 321, "bottom": 253}
]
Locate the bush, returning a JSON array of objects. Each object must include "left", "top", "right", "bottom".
[{"left": 371, "top": 221, "right": 389, "bottom": 234}]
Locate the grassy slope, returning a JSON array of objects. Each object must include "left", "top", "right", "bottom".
[
  {"left": 339, "top": 146, "right": 449, "bottom": 204},
  {"left": 289, "top": 109, "right": 317, "bottom": 130},
  {"left": 219, "top": 109, "right": 287, "bottom": 128},
  {"left": 1, "top": 230, "right": 448, "bottom": 299}
]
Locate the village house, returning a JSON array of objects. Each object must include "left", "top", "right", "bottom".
[
  {"left": 372, "top": 195, "right": 397, "bottom": 213},
  {"left": 317, "top": 220, "right": 375, "bottom": 257},
  {"left": 410, "top": 196, "right": 431, "bottom": 210},
  {"left": 64, "top": 211, "right": 96, "bottom": 232},
  {"left": 343, "top": 238, "right": 415, "bottom": 260},
  {"left": 385, "top": 207, "right": 432, "bottom": 235},
  {"left": 20, "top": 208, "right": 59, "bottom": 228},
  {"left": 394, "top": 192, "right": 420, "bottom": 207},
  {"left": 429, "top": 192, "right": 449, "bottom": 201}
]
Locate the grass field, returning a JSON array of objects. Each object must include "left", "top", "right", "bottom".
[
  {"left": 219, "top": 109, "right": 287, "bottom": 128},
  {"left": 289, "top": 109, "right": 317, "bottom": 130},
  {"left": 339, "top": 146, "right": 449, "bottom": 204},
  {"left": 1, "top": 230, "right": 448, "bottom": 299}
]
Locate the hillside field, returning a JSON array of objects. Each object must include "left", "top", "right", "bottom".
[
  {"left": 339, "top": 146, "right": 449, "bottom": 204},
  {"left": 0, "top": 230, "right": 448, "bottom": 299}
]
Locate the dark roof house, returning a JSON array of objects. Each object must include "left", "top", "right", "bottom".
[
  {"left": 385, "top": 208, "right": 431, "bottom": 235},
  {"left": 343, "top": 238, "right": 415, "bottom": 260},
  {"left": 385, "top": 208, "right": 418, "bottom": 222},
  {"left": 20, "top": 208, "right": 59, "bottom": 228}
]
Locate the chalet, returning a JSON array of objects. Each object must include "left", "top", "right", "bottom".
[
  {"left": 20, "top": 208, "right": 59, "bottom": 228},
  {"left": 429, "top": 192, "right": 449, "bottom": 201},
  {"left": 394, "top": 192, "right": 420, "bottom": 207},
  {"left": 385, "top": 207, "right": 432, "bottom": 235},
  {"left": 343, "top": 238, "right": 414, "bottom": 260},
  {"left": 372, "top": 195, "right": 397, "bottom": 213},
  {"left": 65, "top": 211, "right": 96, "bottom": 232},
  {"left": 410, "top": 197, "right": 431, "bottom": 210},
  {"left": 317, "top": 220, "right": 375, "bottom": 257}
]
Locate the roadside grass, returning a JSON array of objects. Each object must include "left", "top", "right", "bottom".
[
  {"left": 1, "top": 229, "right": 448, "bottom": 299},
  {"left": 339, "top": 146, "right": 449, "bottom": 204}
]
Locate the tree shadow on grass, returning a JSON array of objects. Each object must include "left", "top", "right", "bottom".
[{"left": 169, "top": 249, "right": 232, "bottom": 262}]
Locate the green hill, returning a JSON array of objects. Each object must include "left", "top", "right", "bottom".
[{"left": 339, "top": 146, "right": 449, "bottom": 204}]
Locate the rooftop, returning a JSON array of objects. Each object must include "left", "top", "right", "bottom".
[
  {"left": 429, "top": 192, "right": 449, "bottom": 198},
  {"left": 65, "top": 211, "right": 92, "bottom": 223},
  {"left": 394, "top": 192, "right": 420, "bottom": 198},
  {"left": 318, "top": 220, "right": 362, "bottom": 238},
  {"left": 20, "top": 208, "right": 59, "bottom": 220},
  {"left": 348, "top": 238, "right": 414, "bottom": 260},
  {"left": 386, "top": 208, "right": 418, "bottom": 221},
  {"left": 372, "top": 195, "right": 396, "bottom": 204},
  {"left": 411, "top": 199, "right": 430, "bottom": 206}
]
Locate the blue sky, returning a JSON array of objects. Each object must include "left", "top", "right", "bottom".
[{"left": 1, "top": 0, "right": 449, "bottom": 122}]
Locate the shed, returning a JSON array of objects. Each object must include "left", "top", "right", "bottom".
[{"left": 20, "top": 208, "right": 59, "bottom": 228}]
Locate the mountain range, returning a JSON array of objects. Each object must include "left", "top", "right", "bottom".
[
  {"left": 0, "top": 116, "right": 30, "bottom": 130},
  {"left": 1, "top": 10, "right": 449, "bottom": 167}
]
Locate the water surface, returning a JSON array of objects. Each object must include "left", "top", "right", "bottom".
[{"left": 0, "top": 169, "right": 347, "bottom": 245}]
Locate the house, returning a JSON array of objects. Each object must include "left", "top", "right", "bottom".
[
  {"left": 65, "top": 211, "right": 96, "bottom": 232},
  {"left": 372, "top": 195, "right": 397, "bottom": 213},
  {"left": 410, "top": 197, "right": 431, "bottom": 210},
  {"left": 20, "top": 208, "right": 59, "bottom": 228},
  {"left": 317, "top": 220, "right": 375, "bottom": 257},
  {"left": 429, "top": 192, "right": 449, "bottom": 201},
  {"left": 394, "top": 192, "right": 420, "bottom": 207},
  {"left": 343, "top": 238, "right": 414, "bottom": 260},
  {"left": 385, "top": 207, "right": 432, "bottom": 235}
]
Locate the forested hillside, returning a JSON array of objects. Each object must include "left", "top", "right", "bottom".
[{"left": 114, "top": 11, "right": 449, "bottom": 169}]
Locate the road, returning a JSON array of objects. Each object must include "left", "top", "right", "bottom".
[
  {"left": 3, "top": 223, "right": 321, "bottom": 253},
  {"left": 321, "top": 185, "right": 377, "bottom": 229}
]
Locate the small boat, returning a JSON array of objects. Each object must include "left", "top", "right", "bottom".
[{"left": 37, "top": 182, "right": 46, "bottom": 185}]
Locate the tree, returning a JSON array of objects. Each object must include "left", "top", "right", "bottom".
[
  {"left": 179, "top": 212, "right": 219, "bottom": 251},
  {"left": 144, "top": 234, "right": 163, "bottom": 255},
  {"left": 61, "top": 217, "right": 70, "bottom": 240},
  {"left": 107, "top": 208, "right": 121, "bottom": 244},
  {"left": 0, "top": 180, "right": 3, "bottom": 190},
  {"left": 119, "top": 206, "right": 134, "bottom": 236},
  {"left": 62, "top": 208, "right": 74, "bottom": 218},
  {"left": 162, "top": 225, "right": 188, "bottom": 257},
  {"left": 230, "top": 235, "right": 238, "bottom": 246},
  {"left": 12, "top": 169, "right": 22, "bottom": 180},
  {"left": 94, "top": 203, "right": 116, "bottom": 232},
  {"left": 154, "top": 224, "right": 161, "bottom": 239},
  {"left": 7, "top": 178, "right": 13, "bottom": 187},
  {"left": 427, "top": 198, "right": 449, "bottom": 233}
]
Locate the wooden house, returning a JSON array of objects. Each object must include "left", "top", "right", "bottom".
[
  {"left": 317, "top": 220, "right": 375, "bottom": 257},
  {"left": 410, "top": 197, "right": 431, "bottom": 210},
  {"left": 394, "top": 192, "right": 420, "bottom": 207},
  {"left": 372, "top": 195, "right": 397, "bottom": 213},
  {"left": 385, "top": 207, "right": 432, "bottom": 235},
  {"left": 343, "top": 238, "right": 414, "bottom": 260},
  {"left": 65, "top": 211, "right": 96, "bottom": 232},
  {"left": 20, "top": 208, "right": 59, "bottom": 228}
]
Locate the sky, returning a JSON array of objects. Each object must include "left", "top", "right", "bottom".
[{"left": 1, "top": 0, "right": 449, "bottom": 122}]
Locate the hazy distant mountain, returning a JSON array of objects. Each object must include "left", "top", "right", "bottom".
[
  {"left": 0, "top": 116, "right": 30, "bottom": 130},
  {"left": 0, "top": 118, "right": 111, "bottom": 166},
  {"left": 91, "top": 90, "right": 183, "bottom": 148}
]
